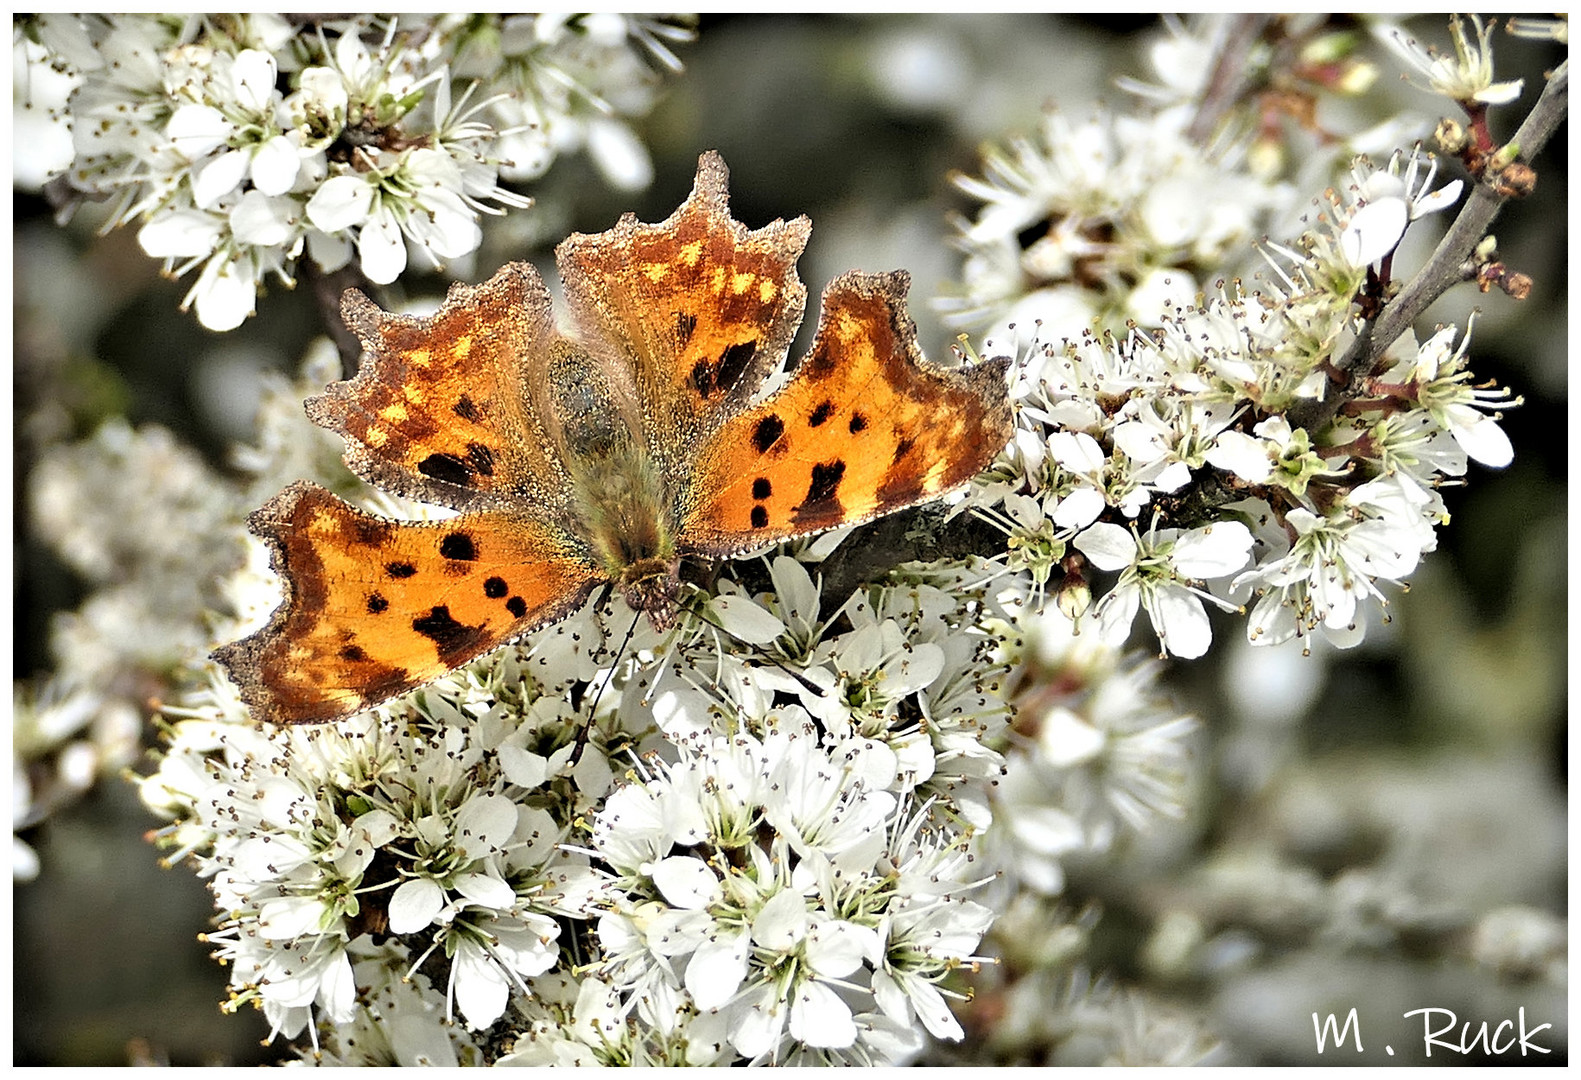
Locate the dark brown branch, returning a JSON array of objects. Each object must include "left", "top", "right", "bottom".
[{"left": 304, "top": 260, "right": 382, "bottom": 379}]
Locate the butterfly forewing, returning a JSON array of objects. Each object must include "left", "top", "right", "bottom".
[
  {"left": 323, "top": 264, "right": 571, "bottom": 514},
  {"left": 680, "top": 270, "right": 1013, "bottom": 556},
  {"left": 556, "top": 151, "right": 810, "bottom": 460}
]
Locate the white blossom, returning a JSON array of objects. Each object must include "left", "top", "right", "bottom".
[
  {"left": 1075, "top": 520, "right": 1252, "bottom": 659},
  {"left": 1383, "top": 14, "right": 1524, "bottom": 106},
  {"left": 1340, "top": 149, "right": 1463, "bottom": 267},
  {"left": 28, "top": 14, "right": 692, "bottom": 329}
]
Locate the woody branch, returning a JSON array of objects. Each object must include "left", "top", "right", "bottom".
[{"left": 1290, "top": 60, "right": 1568, "bottom": 432}]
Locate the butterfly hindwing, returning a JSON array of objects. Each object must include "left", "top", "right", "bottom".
[
  {"left": 679, "top": 270, "right": 1013, "bottom": 555},
  {"left": 213, "top": 482, "right": 601, "bottom": 723}
]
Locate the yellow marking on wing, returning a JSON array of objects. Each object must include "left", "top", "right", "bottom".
[
  {"left": 681, "top": 240, "right": 704, "bottom": 266},
  {"left": 759, "top": 279, "right": 778, "bottom": 303},
  {"left": 364, "top": 426, "right": 388, "bottom": 448},
  {"left": 711, "top": 267, "right": 727, "bottom": 293},
  {"left": 644, "top": 262, "right": 671, "bottom": 282},
  {"left": 409, "top": 348, "right": 432, "bottom": 368},
  {"left": 453, "top": 336, "right": 472, "bottom": 360},
  {"left": 404, "top": 383, "right": 426, "bottom": 403},
  {"left": 731, "top": 271, "right": 755, "bottom": 295},
  {"left": 381, "top": 402, "right": 409, "bottom": 423}
]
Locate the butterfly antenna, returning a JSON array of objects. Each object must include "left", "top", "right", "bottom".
[{"left": 576, "top": 604, "right": 644, "bottom": 759}]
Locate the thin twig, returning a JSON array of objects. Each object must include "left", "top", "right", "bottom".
[
  {"left": 305, "top": 260, "right": 382, "bottom": 379},
  {"left": 1186, "top": 14, "right": 1273, "bottom": 144},
  {"left": 1289, "top": 61, "right": 1568, "bottom": 432}
]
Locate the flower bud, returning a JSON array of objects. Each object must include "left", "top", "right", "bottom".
[
  {"left": 1056, "top": 557, "right": 1091, "bottom": 622},
  {"left": 1434, "top": 117, "right": 1468, "bottom": 154}
]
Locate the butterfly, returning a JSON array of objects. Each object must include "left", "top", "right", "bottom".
[{"left": 213, "top": 151, "right": 1013, "bottom": 723}]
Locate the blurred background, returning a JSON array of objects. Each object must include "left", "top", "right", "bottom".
[{"left": 13, "top": 14, "right": 1567, "bottom": 1065}]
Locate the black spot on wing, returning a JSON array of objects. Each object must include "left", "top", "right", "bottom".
[
  {"left": 453, "top": 394, "right": 482, "bottom": 421},
  {"left": 367, "top": 592, "right": 389, "bottom": 613},
  {"left": 689, "top": 358, "right": 715, "bottom": 398},
  {"left": 805, "top": 460, "right": 846, "bottom": 505},
  {"left": 418, "top": 452, "right": 471, "bottom": 486},
  {"left": 386, "top": 561, "right": 417, "bottom": 579},
  {"left": 340, "top": 644, "right": 367, "bottom": 662},
  {"left": 809, "top": 400, "right": 835, "bottom": 427},
  {"left": 440, "top": 532, "right": 477, "bottom": 561},
  {"left": 793, "top": 460, "right": 847, "bottom": 526},
  {"left": 411, "top": 605, "right": 487, "bottom": 664},
  {"left": 752, "top": 415, "right": 785, "bottom": 454},
  {"left": 752, "top": 477, "right": 772, "bottom": 500},
  {"left": 506, "top": 596, "right": 527, "bottom": 619},
  {"left": 483, "top": 576, "right": 508, "bottom": 598},
  {"left": 466, "top": 442, "right": 495, "bottom": 477},
  {"left": 849, "top": 412, "right": 868, "bottom": 434},
  {"left": 751, "top": 505, "right": 769, "bottom": 529},
  {"left": 716, "top": 340, "right": 758, "bottom": 394}
]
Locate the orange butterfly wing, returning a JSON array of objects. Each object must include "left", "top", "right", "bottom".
[
  {"left": 321, "top": 263, "right": 570, "bottom": 514},
  {"left": 681, "top": 271, "right": 1012, "bottom": 554},
  {"left": 556, "top": 151, "right": 810, "bottom": 461},
  {"left": 213, "top": 482, "right": 601, "bottom": 724}
]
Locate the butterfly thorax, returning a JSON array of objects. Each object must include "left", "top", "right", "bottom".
[
  {"left": 549, "top": 342, "right": 682, "bottom": 625},
  {"left": 571, "top": 444, "right": 681, "bottom": 626}
]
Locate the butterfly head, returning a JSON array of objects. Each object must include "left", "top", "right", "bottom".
[{"left": 619, "top": 556, "right": 682, "bottom": 629}]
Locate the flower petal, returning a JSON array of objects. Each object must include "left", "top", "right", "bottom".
[
  {"left": 388, "top": 877, "right": 444, "bottom": 934},
  {"left": 685, "top": 928, "right": 749, "bottom": 1010},
  {"left": 306, "top": 175, "right": 373, "bottom": 233},
  {"left": 1074, "top": 522, "right": 1136, "bottom": 571},
  {"left": 250, "top": 134, "right": 301, "bottom": 195},
  {"left": 650, "top": 854, "right": 722, "bottom": 910},
  {"left": 751, "top": 888, "right": 809, "bottom": 950},
  {"left": 1170, "top": 521, "right": 1253, "bottom": 579},
  {"left": 167, "top": 103, "right": 232, "bottom": 160},
  {"left": 358, "top": 207, "right": 406, "bottom": 283},
  {"left": 193, "top": 256, "right": 256, "bottom": 332},
  {"left": 192, "top": 149, "right": 249, "bottom": 209},
  {"left": 788, "top": 980, "right": 857, "bottom": 1049},
  {"left": 1341, "top": 199, "right": 1408, "bottom": 267}
]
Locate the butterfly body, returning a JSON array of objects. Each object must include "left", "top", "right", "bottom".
[{"left": 214, "top": 152, "right": 1013, "bottom": 724}]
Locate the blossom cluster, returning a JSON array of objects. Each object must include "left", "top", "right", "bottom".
[
  {"left": 139, "top": 521, "right": 1025, "bottom": 1062},
  {"left": 969, "top": 155, "right": 1513, "bottom": 659},
  {"left": 939, "top": 103, "right": 1293, "bottom": 339},
  {"left": 15, "top": 13, "right": 692, "bottom": 330},
  {"left": 68, "top": 12, "right": 1549, "bottom": 1067},
  {"left": 16, "top": 421, "right": 245, "bottom": 879},
  {"left": 957, "top": 16, "right": 1522, "bottom": 662},
  {"left": 137, "top": 423, "right": 1216, "bottom": 1061},
  {"left": 13, "top": 342, "right": 355, "bottom": 880}
]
